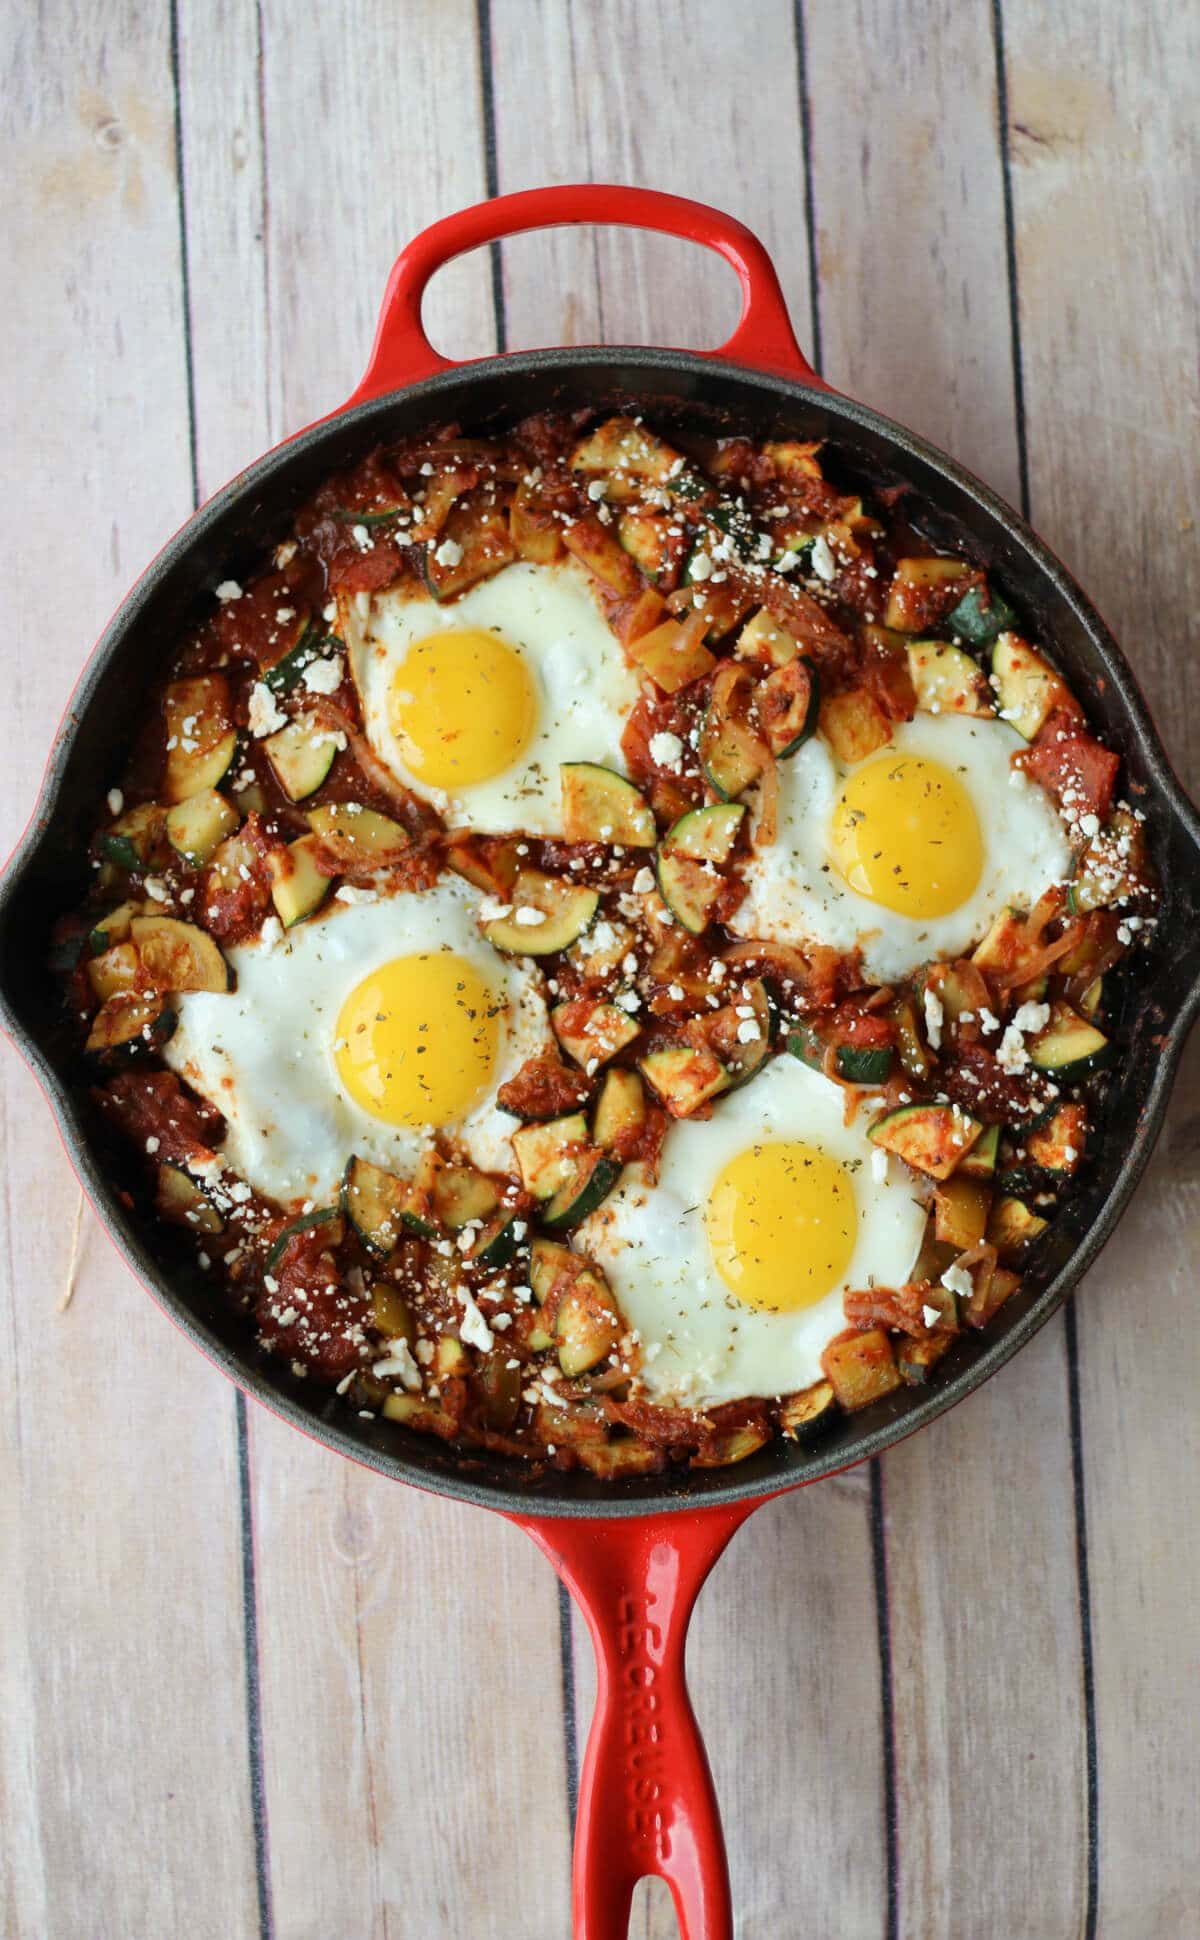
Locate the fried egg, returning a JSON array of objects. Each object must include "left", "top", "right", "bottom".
[
  {"left": 340, "top": 559, "right": 640, "bottom": 834},
  {"left": 162, "top": 877, "right": 550, "bottom": 1207},
  {"left": 579, "top": 1055, "right": 926, "bottom": 1406},
  {"left": 729, "top": 712, "right": 1072, "bottom": 981}
]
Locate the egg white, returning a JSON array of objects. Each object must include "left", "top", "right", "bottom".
[
  {"left": 340, "top": 558, "right": 641, "bottom": 835},
  {"left": 728, "top": 712, "right": 1072, "bottom": 982},
  {"left": 578, "top": 1055, "right": 926, "bottom": 1406},
  {"left": 161, "top": 877, "right": 550, "bottom": 1208}
]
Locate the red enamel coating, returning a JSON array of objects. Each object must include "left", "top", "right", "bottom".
[
  {"left": 515, "top": 1501, "right": 765, "bottom": 1939},
  {"left": 348, "top": 182, "right": 826, "bottom": 401}
]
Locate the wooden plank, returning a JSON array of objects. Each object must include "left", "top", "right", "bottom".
[
  {"left": 1001, "top": 5, "right": 1200, "bottom": 1929},
  {"left": 193, "top": 5, "right": 573, "bottom": 1934},
  {"left": 488, "top": 6, "right": 891, "bottom": 1934},
  {"left": 0, "top": 9, "right": 258, "bottom": 1938},
  {"left": 803, "top": 4, "right": 1089, "bottom": 1932}
]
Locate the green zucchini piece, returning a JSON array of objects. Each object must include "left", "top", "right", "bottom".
[
  {"left": 628, "top": 617, "right": 717, "bottom": 694},
  {"left": 891, "top": 995, "right": 935, "bottom": 1084},
  {"left": 592, "top": 1067, "right": 647, "bottom": 1151},
  {"left": 479, "top": 1353, "right": 522, "bottom": 1429},
  {"left": 821, "top": 1328, "right": 902, "bottom": 1410},
  {"left": 464, "top": 1208, "right": 520, "bottom": 1269},
  {"left": 483, "top": 871, "right": 599, "bottom": 956},
  {"left": 1067, "top": 807, "right": 1148, "bottom": 916},
  {"left": 735, "top": 609, "right": 799, "bottom": 668},
  {"left": 542, "top": 1151, "right": 623, "bottom": 1233},
  {"left": 786, "top": 1022, "right": 891, "bottom": 1086},
  {"left": 551, "top": 999, "right": 641, "bottom": 1069},
  {"left": 163, "top": 676, "right": 238, "bottom": 804},
  {"left": 264, "top": 1206, "right": 342, "bottom": 1273},
  {"left": 959, "top": 1122, "right": 1000, "bottom": 1181},
  {"left": 87, "top": 941, "right": 141, "bottom": 1001},
  {"left": 530, "top": 1236, "right": 576, "bottom": 1305},
  {"left": 264, "top": 716, "right": 338, "bottom": 803},
  {"left": 897, "top": 1334, "right": 953, "bottom": 1386},
  {"left": 422, "top": 498, "right": 516, "bottom": 599},
  {"left": 130, "top": 915, "right": 232, "bottom": 993},
  {"left": 88, "top": 902, "right": 138, "bottom": 955},
  {"left": 1024, "top": 1101, "right": 1087, "bottom": 1174},
  {"left": 718, "top": 978, "right": 774, "bottom": 1090},
  {"left": 432, "top": 1164, "right": 500, "bottom": 1230},
  {"left": 655, "top": 802, "right": 745, "bottom": 934},
  {"left": 341, "top": 1155, "right": 410, "bottom": 1255},
  {"left": 306, "top": 803, "right": 410, "bottom": 866},
  {"left": 757, "top": 659, "right": 820, "bottom": 757},
  {"left": 511, "top": 1113, "right": 590, "bottom": 1199},
  {"left": 1079, "top": 974, "right": 1105, "bottom": 1020},
  {"left": 552, "top": 1264, "right": 623, "bottom": 1374},
  {"left": 1026, "top": 1000, "right": 1112, "bottom": 1079},
  {"left": 946, "top": 582, "right": 1018, "bottom": 648},
  {"left": 699, "top": 667, "right": 767, "bottom": 799},
  {"left": 933, "top": 1175, "right": 992, "bottom": 1250},
  {"left": 268, "top": 834, "right": 332, "bottom": 928},
  {"left": 868, "top": 1101, "right": 984, "bottom": 1180},
  {"left": 337, "top": 502, "right": 408, "bottom": 528},
  {"left": 166, "top": 788, "right": 241, "bottom": 867},
  {"left": 906, "top": 640, "right": 994, "bottom": 717},
  {"left": 638, "top": 1045, "right": 729, "bottom": 1118},
  {"left": 779, "top": 1380, "right": 837, "bottom": 1441},
  {"left": 987, "top": 1195, "right": 1049, "bottom": 1256},
  {"left": 369, "top": 1281, "right": 415, "bottom": 1342},
  {"left": 569, "top": 418, "right": 701, "bottom": 500},
  {"left": 560, "top": 763, "right": 656, "bottom": 847},
  {"left": 617, "top": 509, "right": 674, "bottom": 581},
  {"left": 99, "top": 803, "right": 169, "bottom": 872},
  {"left": 156, "top": 1162, "right": 224, "bottom": 1235},
  {"left": 261, "top": 613, "right": 318, "bottom": 693},
  {"left": 85, "top": 993, "right": 176, "bottom": 1059},
  {"left": 990, "top": 632, "right": 1074, "bottom": 741}
]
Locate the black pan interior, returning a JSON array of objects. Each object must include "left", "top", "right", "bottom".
[{"left": 3, "top": 347, "right": 1200, "bottom": 1517}]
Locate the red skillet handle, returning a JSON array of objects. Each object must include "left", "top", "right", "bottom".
[
  {"left": 350, "top": 184, "right": 823, "bottom": 402},
  {"left": 513, "top": 1498, "right": 762, "bottom": 1939}
]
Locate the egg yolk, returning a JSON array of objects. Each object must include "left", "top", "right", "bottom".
[
  {"left": 388, "top": 627, "right": 537, "bottom": 789},
  {"left": 829, "top": 752, "right": 983, "bottom": 917},
  {"left": 334, "top": 952, "right": 500, "bottom": 1126},
  {"left": 704, "top": 1140, "right": 858, "bottom": 1311}
]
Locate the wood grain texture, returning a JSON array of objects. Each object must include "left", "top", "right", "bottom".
[
  {"left": 1002, "top": 6, "right": 1200, "bottom": 1933},
  {"left": 0, "top": 8, "right": 258, "bottom": 1939},
  {"left": 804, "top": 5, "right": 1090, "bottom": 1933}
]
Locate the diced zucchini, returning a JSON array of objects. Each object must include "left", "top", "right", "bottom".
[
  {"left": 691, "top": 1422, "right": 773, "bottom": 1468},
  {"left": 897, "top": 1334, "right": 953, "bottom": 1386},
  {"left": 552, "top": 999, "right": 641, "bottom": 1069},
  {"left": 530, "top": 1235, "right": 576, "bottom": 1304},
  {"left": 306, "top": 803, "right": 410, "bottom": 866},
  {"left": 483, "top": 871, "right": 599, "bottom": 956},
  {"left": 987, "top": 1195, "right": 1049, "bottom": 1256},
  {"left": 445, "top": 834, "right": 520, "bottom": 899},
  {"left": 933, "top": 1175, "right": 992, "bottom": 1250},
  {"left": 87, "top": 940, "right": 142, "bottom": 1002},
  {"left": 714, "top": 978, "right": 774, "bottom": 1090},
  {"left": 156, "top": 1161, "right": 224, "bottom": 1235},
  {"left": 264, "top": 1206, "right": 342, "bottom": 1273},
  {"left": 548, "top": 1263, "right": 621, "bottom": 1373},
  {"left": 592, "top": 1067, "right": 647, "bottom": 1151},
  {"left": 166, "top": 788, "right": 241, "bottom": 866},
  {"left": 478, "top": 1353, "right": 522, "bottom": 1428},
  {"left": 628, "top": 617, "right": 716, "bottom": 694},
  {"left": 99, "top": 803, "right": 169, "bottom": 872},
  {"left": 763, "top": 439, "right": 824, "bottom": 480},
  {"left": 433, "top": 1336, "right": 468, "bottom": 1378},
  {"left": 617, "top": 509, "right": 674, "bottom": 581},
  {"left": 868, "top": 1101, "right": 984, "bottom": 1180},
  {"left": 163, "top": 676, "right": 238, "bottom": 804},
  {"left": 464, "top": 1208, "right": 520, "bottom": 1269},
  {"left": 779, "top": 1380, "right": 836, "bottom": 1441},
  {"left": 735, "top": 609, "right": 799, "bottom": 668},
  {"left": 432, "top": 1164, "right": 500, "bottom": 1230},
  {"left": 130, "top": 915, "right": 232, "bottom": 993},
  {"left": 947, "top": 581, "right": 1018, "bottom": 647},
  {"left": 1027, "top": 1000, "right": 1112, "bottom": 1079},
  {"left": 85, "top": 992, "right": 176, "bottom": 1058},
  {"left": 88, "top": 902, "right": 138, "bottom": 956},
  {"left": 786, "top": 1021, "right": 890, "bottom": 1086},
  {"left": 699, "top": 665, "right": 767, "bottom": 799},
  {"left": 369, "top": 1281, "right": 415, "bottom": 1342},
  {"left": 341, "top": 1155, "right": 410, "bottom": 1255},
  {"left": 1067, "top": 806, "right": 1148, "bottom": 915},
  {"left": 959, "top": 1122, "right": 1000, "bottom": 1181},
  {"left": 1025, "top": 1101, "right": 1087, "bottom": 1174},
  {"left": 819, "top": 687, "right": 893, "bottom": 764},
  {"left": 511, "top": 1113, "right": 590, "bottom": 1199},
  {"left": 990, "top": 632, "right": 1075, "bottom": 741},
  {"left": 268, "top": 834, "right": 332, "bottom": 928},
  {"left": 575, "top": 1437, "right": 664, "bottom": 1478},
  {"left": 560, "top": 763, "right": 656, "bottom": 847},
  {"left": 757, "top": 659, "right": 820, "bottom": 756},
  {"left": 561, "top": 516, "right": 641, "bottom": 595},
  {"left": 891, "top": 995, "right": 935, "bottom": 1083},
  {"left": 543, "top": 1151, "right": 623, "bottom": 1233},
  {"left": 264, "top": 716, "right": 338, "bottom": 802},
  {"left": 510, "top": 478, "right": 563, "bottom": 563},
  {"left": 821, "top": 1328, "right": 902, "bottom": 1410},
  {"left": 569, "top": 418, "right": 700, "bottom": 500},
  {"left": 1079, "top": 975, "right": 1106, "bottom": 1020},
  {"left": 261, "top": 613, "right": 318, "bottom": 693},
  {"left": 639, "top": 1045, "right": 729, "bottom": 1117},
  {"left": 963, "top": 1262, "right": 1021, "bottom": 1329},
  {"left": 655, "top": 802, "right": 745, "bottom": 935},
  {"left": 906, "top": 640, "right": 994, "bottom": 718},
  {"left": 884, "top": 556, "right": 971, "bottom": 632},
  {"left": 423, "top": 497, "right": 516, "bottom": 598}
]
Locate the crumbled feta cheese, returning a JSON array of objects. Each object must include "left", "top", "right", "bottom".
[
  {"left": 514, "top": 905, "right": 547, "bottom": 927},
  {"left": 335, "top": 885, "right": 378, "bottom": 906},
  {"left": 922, "top": 1303, "right": 941, "bottom": 1329},
  {"left": 615, "top": 988, "right": 641, "bottom": 1013},
  {"left": 870, "top": 1146, "right": 890, "bottom": 1183},
  {"left": 247, "top": 682, "right": 287, "bottom": 737},
  {"left": 1011, "top": 1001, "right": 1050, "bottom": 1036},
  {"left": 477, "top": 896, "right": 512, "bottom": 922},
  {"left": 106, "top": 788, "right": 124, "bottom": 817},
  {"left": 434, "top": 537, "right": 464, "bottom": 569},
  {"left": 649, "top": 730, "right": 685, "bottom": 768},
  {"left": 688, "top": 551, "right": 713, "bottom": 582},
  {"left": 215, "top": 580, "right": 243, "bottom": 602},
  {"left": 374, "top": 1339, "right": 421, "bottom": 1390},
  {"left": 301, "top": 654, "right": 344, "bottom": 695},
  {"left": 632, "top": 867, "right": 656, "bottom": 894},
  {"left": 810, "top": 535, "right": 837, "bottom": 582},
  {"left": 459, "top": 1293, "right": 494, "bottom": 1352},
  {"left": 923, "top": 987, "right": 944, "bottom": 1051},
  {"left": 941, "top": 1263, "right": 974, "bottom": 1302}
]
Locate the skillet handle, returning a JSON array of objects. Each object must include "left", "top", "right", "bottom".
[
  {"left": 512, "top": 1498, "right": 761, "bottom": 1940},
  {"left": 349, "top": 184, "right": 823, "bottom": 401}
]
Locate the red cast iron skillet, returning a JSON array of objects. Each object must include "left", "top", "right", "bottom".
[{"left": 3, "top": 186, "right": 1200, "bottom": 1939}]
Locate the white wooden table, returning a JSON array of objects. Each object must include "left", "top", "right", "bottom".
[{"left": 2, "top": 5, "right": 1197, "bottom": 1935}]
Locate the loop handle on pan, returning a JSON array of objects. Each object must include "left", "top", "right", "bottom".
[
  {"left": 513, "top": 1498, "right": 764, "bottom": 1940},
  {"left": 349, "top": 183, "right": 826, "bottom": 398}
]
